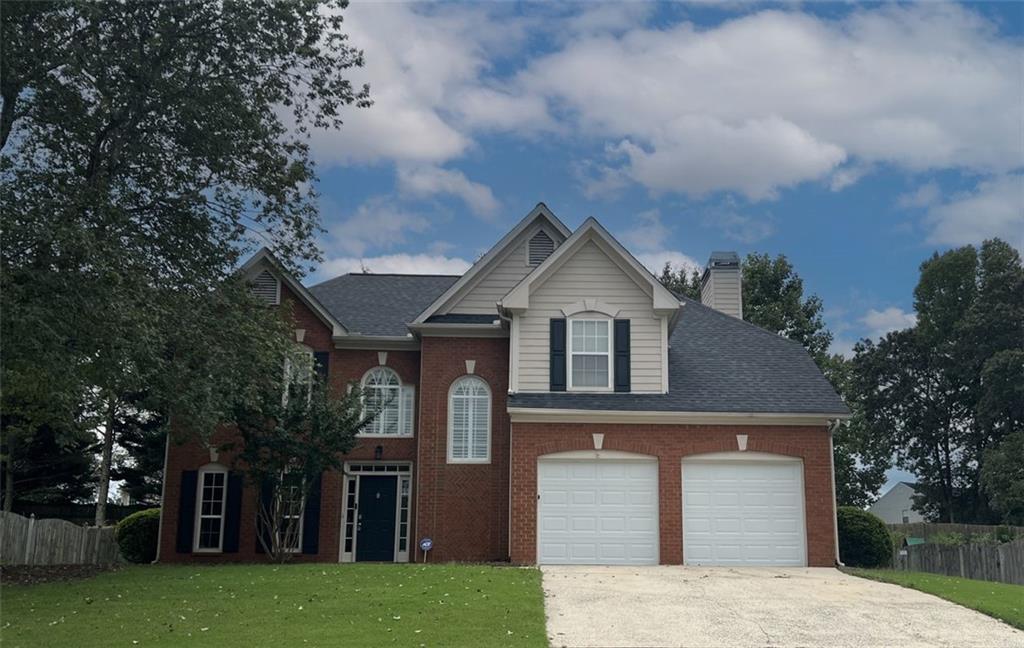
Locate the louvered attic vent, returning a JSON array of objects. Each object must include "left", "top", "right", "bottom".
[
  {"left": 528, "top": 230, "right": 555, "bottom": 266},
  {"left": 251, "top": 269, "right": 280, "bottom": 304}
]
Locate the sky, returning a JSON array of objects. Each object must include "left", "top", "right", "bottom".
[{"left": 302, "top": 2, "right": 1022, "bottom": 490}]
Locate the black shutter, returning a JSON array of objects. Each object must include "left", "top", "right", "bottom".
[
  {"left": 550, "top": 318, "right": 566, "bottom": 391},
  {"left": 614, "top": 319, "right": 631, "bottom": 393},
  {"left": 222, "top": 472, "right": 243, "bottom": 553},
  {"left": 301, "top": 473, "right": 322, "bottom": 555},
  {"left": 255, "top": 478, "right": 274, "bottom": 553},
  {"left": 176, "top": 471, "right": 198, "bottom": 553},
  {"left": 313, "top": 351, "right": 329, "bottom": 386}
]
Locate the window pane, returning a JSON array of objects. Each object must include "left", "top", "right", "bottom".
[{"left": 572, "top": 354, "right": 609, "bottom": 387}]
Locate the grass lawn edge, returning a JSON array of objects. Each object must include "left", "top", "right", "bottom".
[{"left": 843, "top": 567, "right": 1024, "bottom": 631}]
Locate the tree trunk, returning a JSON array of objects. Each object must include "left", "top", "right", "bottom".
[
  {"left": 3, "top": 449, "right": 14, "bottom": 512},
  {"left": 95, "top": 396, "right": 117, "bottom": 526}
]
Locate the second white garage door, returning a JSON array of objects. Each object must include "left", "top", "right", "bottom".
[
  {"left": 538, "top": 457, "right": 658, "bottom": 565},
  {"left": 683, "top": 455, "right": 806, "bottom": 566}
]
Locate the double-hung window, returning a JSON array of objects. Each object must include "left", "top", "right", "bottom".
[
  {"left": 361, "top": 367, "right": 414, "bottom": 436},
  {"left": 569, "top": 319, "right": 612, "bottom": 390},
  {"left": 276, "top": 473, "right": 304, "bottom": 553},
  {"left": 448, "top": 376, "right": 491, "bottom": 463},
  {"left": 194, "top": 466, "right": 227, "bottom": 552},
  {"left": 283, "top": 347, "right": 315, "bottom": 404}
]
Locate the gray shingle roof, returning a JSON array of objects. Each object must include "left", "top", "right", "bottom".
[
  {"left": 508, "top": 296, "right": 848, "bottom": 415},
  {"left": 307, "top": 274, "right": 847, "bottom": 415},
  {"left": 308, "top": 274, "right": 459, "bottom": 337}
]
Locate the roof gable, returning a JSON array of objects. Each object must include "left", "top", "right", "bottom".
[
  {"left": 501, "top": 217, "right": 681, "bottom": 316},
  {"left": 412, "top": 203, "right": 571, "bottom": 323},
  {"left": 239, "top": 248, "right": 347, "bottom": 338}
]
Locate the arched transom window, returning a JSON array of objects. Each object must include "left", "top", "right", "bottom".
[
  {"left": 448, "top": 376, "right": 491, "bottom": 463},
  {"left": 361, "top": 367, "right": 414, "bottom": 437}
]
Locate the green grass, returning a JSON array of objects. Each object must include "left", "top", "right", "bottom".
[
  {"left": 1, "top": 563, "right": 548, "bottom": 647},
  {"left": 847, "top": 568, "right": 1024, "bottom": 630}
]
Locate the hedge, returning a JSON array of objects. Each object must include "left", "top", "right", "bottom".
[
  {"left": 115, "top": 508, "right": 161, "bottom": 563},
  {"left": 838, "top": 506, "right": 892, "bottom": 568}
]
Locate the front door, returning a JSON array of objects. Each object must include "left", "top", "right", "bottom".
[{"left": 356, "top": 476, "right": 397, "bottom": 561}]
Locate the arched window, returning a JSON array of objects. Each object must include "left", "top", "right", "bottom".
[
  {"left": 448, "top": 376, "right": 491, "bottom": 463},
  {"left": 361, "top": 367, "right": 414, "bottom": 436}
]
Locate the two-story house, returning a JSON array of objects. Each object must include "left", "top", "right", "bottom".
[{"left": 157, "top": 204, "right": 849, "bottom": 567}]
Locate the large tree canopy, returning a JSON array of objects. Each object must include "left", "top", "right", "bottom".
[
  {"left": 0, "top": 0, "right": 369, "bottom": 517},
  {"left": 853, "top": 240, "right": 1023, "bottom": 523}
]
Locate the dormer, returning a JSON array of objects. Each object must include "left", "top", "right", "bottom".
[{"left": 501, "top": 218, "right": 681, "bottom": 395}]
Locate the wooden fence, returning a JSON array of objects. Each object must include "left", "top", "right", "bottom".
[
  {"left": 888, "top": 522, "right": 1024, "bottom": 540},
  {"left": 0, "top": 511, "right": 122, "bottom": 566},
  {"left": 894, "top": 538, "right": 1024, "bottom": 585}
]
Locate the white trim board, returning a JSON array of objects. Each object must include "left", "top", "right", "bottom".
[{"left": 508, "top": 407, "right": 849, "bottom": 426}]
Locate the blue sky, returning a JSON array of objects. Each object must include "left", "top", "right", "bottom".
[{"left": 304, "top": 2, "right": 1022, "bottom": 489}]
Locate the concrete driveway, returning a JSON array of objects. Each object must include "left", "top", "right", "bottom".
[{"left": 542, "top": 566, "right": 1024, "bottom": 648}]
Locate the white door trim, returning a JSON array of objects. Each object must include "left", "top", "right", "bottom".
[
  {"left": 539, "top": 450, "right": 657, "bottom": 462},
  {"left": 338, "top": 463, "right": 412, "bottom": 563}
]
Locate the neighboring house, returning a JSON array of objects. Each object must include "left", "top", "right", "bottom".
[
  {"left": 868, "top": 482, "right": 925, "bottom": 524},
  {"left": 157, "top": 204, "right": 849, "bottom": 567}
]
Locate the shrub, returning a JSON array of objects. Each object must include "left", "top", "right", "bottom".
[
  {"left": 931, "top": 531, "right": 967, "bottom": 546},
  {"left": 837, "top": 506, "right": 892, "bottom": 568},
  {"left": 115, "top": 508, "right": 161, "bottom": 563}
]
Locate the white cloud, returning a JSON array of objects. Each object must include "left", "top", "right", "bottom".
[
  {"left": 619, "top": 209, "right": 671, "bottom": 252},
  {"left": 897, "top": 181, "right": 941, "bottom": 209},
  {"left": 829, "top": 337, "right": 858, "bottom": 359},
  {"left": 925, "top": 174, "right": 1023, "bottom": 249},
  {"left": 636, "top": 250, "right": 703, "bottom": 277},
  {"left": 397, "top": 165, "right": 500, "bottom": 219},
  {"left": 327, "top": 197, "right": 430, "bottom": 257},
  {"left": 516, "top": 5, "right": 1020, "bottom": 198},
  {"left": 703, "top": 209, "right": 775, "bottom": 244},
  {"left": 862, "top": 307, "right": 917, "bottom": 338},
  {"left": 830, "top": 163, "right": 874, "bottom": 192},
  {"left": 319, "top": 253, "right": 472, "bottom": 277}
]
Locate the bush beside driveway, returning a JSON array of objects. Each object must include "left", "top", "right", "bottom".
[{"left": 2, "top": 564, "right": 547, "bottom": 647}]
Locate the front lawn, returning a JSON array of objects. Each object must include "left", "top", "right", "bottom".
[
  {"left": 847, "top": 568, "right": 1024, "bottom": 630},
  {"left": 1, "top": 563, "right": 547, "bottom": 647}
]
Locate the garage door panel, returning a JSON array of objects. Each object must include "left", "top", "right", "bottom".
[
  {"left": 539, "top": 459, "right": 659, "bottom": 565},
  {"left": 683, "top": 459, "right": 806, "bottom": 567}
]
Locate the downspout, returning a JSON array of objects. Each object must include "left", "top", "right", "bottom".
[
  {"left": 828, "top": 419, "right": 844, "bottom": 567},
  {"left": 152, "top": 430, "right": 171, "bottom": 564},
  {"left": 499, "top": 308, "right": 514, "bottom": 561}
]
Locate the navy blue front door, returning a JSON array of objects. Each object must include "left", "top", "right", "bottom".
[{"left": 356, "top": 476, "right": 397, "bottom": 561}]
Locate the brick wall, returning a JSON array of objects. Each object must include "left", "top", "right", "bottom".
[
  {"left": 158, "top": 284, "right": 421, "bottom": 563},
  {"left": 509, "top": 423, "right": 837, "bottom": 567},
  {"left": 415, "top": 336, "right": 510, "bottom": 562}
]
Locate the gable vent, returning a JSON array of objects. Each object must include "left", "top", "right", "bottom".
[
  {"left": 528, "top": 230, "right": 555, "bottom": 266},
  {"left": 251, "top": 269, "right": 280, "bottom": 305}
]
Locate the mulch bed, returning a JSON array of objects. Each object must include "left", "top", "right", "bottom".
[{"left": 1, "top": 564, "right": 122, "bottom": 586}]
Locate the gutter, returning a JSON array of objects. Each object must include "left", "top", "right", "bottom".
[{"left": 829, "top": 418, "right": 844, "bottom": 567}]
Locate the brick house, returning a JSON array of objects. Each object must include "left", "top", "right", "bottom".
[{"left": 157, "top": 204, "right": 849, "bottom": 567}]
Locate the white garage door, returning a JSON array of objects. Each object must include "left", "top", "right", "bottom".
[
  {"left": 683, "top": 455, "right": 806, "bottom": 566},
  {"left": 538, "top": 458, "right": 658, "bottom": 565}
]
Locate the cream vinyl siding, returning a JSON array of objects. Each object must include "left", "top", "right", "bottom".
[
  {"left": 700, "top": 267, "right": 742, "bottom": 319},
  {"left": 442, "top": 240, "right": 535, "bottom": 315},
  {"left": 517, "top": 240, "right": 665, "bottom": 393}
]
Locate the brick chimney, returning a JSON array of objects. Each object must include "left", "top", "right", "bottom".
[{"left": 700, "top": 251, "right": 742, "bottom": 319}]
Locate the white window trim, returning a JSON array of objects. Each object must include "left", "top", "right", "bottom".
[
  {"left": 283, "top": 345, "right": 315, "bottom": 405},
  {"left": 193, "top": 464, "right": 228, "bottom": 553},
  {"left": 447, "top": 376, "right": 492, "bottom": 464},
  {"left": 567, "top": 317, "right": 613, "bottom": 391},
  {"left": 359, "top": 366, "right": 413, "bottom": 438},
  {"left": 275, "top": 475, "right": 305, "bottom": 554}
]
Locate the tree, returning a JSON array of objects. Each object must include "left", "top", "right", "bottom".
[
  {"left": 110, "top": 394, "right": 167, "bottom": 505},
  {"left": 982, "top": 432, "right": 1024, "bottom": 525},
  {"left": 741, "top": 253, "right": 833, "bottom": 363},
  {"left": 855, "top": 240, "right": 1023, "bottom": 523},
  {"left": 229, "top": 355, "right": 371, "bottom": 562},
  {"left": 658, "top": 263, "right": 701, "bottom": 300},
  {"left": 1, "top": 0, "right": 369, "bottom": 516},
  {"left": 0, "top": 420, "right": 98, "bottom": 506}
]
